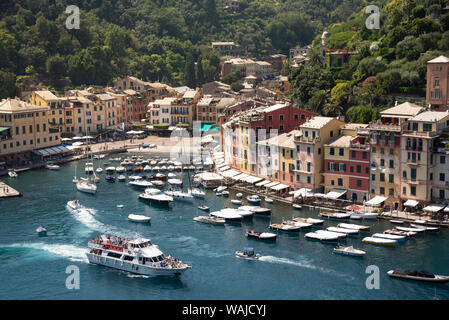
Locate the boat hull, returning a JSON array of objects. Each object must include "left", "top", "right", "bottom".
[{"left": 86, "top": 253, "right": 187, "bottom": 276}]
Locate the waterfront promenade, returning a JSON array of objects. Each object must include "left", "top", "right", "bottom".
[{"left": 0, "top": 182, "right": 21, "bottom": 198}]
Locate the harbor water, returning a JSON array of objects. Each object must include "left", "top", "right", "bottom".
[{"left": 1, "top": 158, "right": 449, "bottom": 299}]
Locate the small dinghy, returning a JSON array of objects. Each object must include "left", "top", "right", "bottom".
[
  {"left": 222, "top": 190, "right": 230, "bottom": 197},
  {"left": 231, "top": 199, "right": 242, "bottom": 205},
  {"left": 410, "top": 224, "right": 439, "bottom": 232},
  {"left": 395, "top": 226, "right": 426, "bottom": 233},
  {"left": 292, "top": 204, "right": 302, "bottom": 210},
  {"left": 320, "top": 212, "right": 351, "bottom": 219},
  {"left": 247, "top": 195, "right": 261, "bottom": 205},
  {"left": 198, "top": 205, "right": 210, "bottom": 212},
  {"left": 117, "top": 205, "right": 124, "bottom": 208},
  {"left": 235, "top": 247, "right": 260, "bottom": 260},
  {"left": 333, "top": 245, "right": 365, "bottom": 257},
  {"left": 305, "top": 231, "right": 339, "bottom": 242},
  {"left": 193, "top": 215, "right": 225, "bottom": 225},
  {"left": 105, "top": 175, "right": 115, "bottom": 182},
  {"left": 337, "top": 223, "right": 371, "bottom": 232},
  {"left": 8, "top": 170, "right": 18, "bottom": 178},
  {"left": 236, "top": 193, "right": 243, "bottom": 199},
  {"left": 117, "top": 175, "right": 126, "bottom": 181},
  {"left": 128, "top": 214, "right": 151, "bottom": 223},
  {"left": 389, "top": 219, "right": 405, "bottom": 225},
  {"left": 246, "top": 230, "right": 277, "bottom": 241},
  {"left": 36, "top": 226, "right": 47, "bottom": 235},
  {"left": 327, "top": 226, "right": 359, "bottom": 235},
  {"left": 96, "top": 168, "right": 103, "bottom": 174},
  {"left": 362, "top": 236, "right": 397, "bottom": 246},
  {"left": 46, "top": 164, "right": 60, "bottom": 170},
  {"left": 265, "top": 197, "right": 273, "bottom": 204},
  {"left": 387, "top": 269, "right": 449, "bottom": 283}
]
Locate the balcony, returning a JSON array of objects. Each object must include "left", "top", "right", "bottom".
[
  {"left": 369, "top": 123, "right": 402, "bottom": 132},
  {"left": 297, "top": 136, "right": 321, "bottom": 143}
]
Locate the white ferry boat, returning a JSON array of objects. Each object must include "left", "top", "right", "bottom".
[{"left": 86, "top": 235, "right": 190, "bottom": 276}]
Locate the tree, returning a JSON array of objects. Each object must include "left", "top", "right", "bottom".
[
  {"left": 330, "top": 82, "right": 351, "bottom": 109},
  {"left": 184, "top": 53, "right": 196, "bottom": 88},
  {"left": 354, "top": 79, "right": 385, "bottom": 108},
  {"left": 231, "top": 82, "right": 244, "bottom": 92},
  {"left": 0, "top": 70, "right": 18, "bottom": 99},
  {"left": 289, "top": 64, "right": 334, "bottom": 105},
  {"left": 196, "top": 56, "right": 205, "bottom": 86},
  {"left": 46, "top": 54, "right": 66, "bottom": 80}
]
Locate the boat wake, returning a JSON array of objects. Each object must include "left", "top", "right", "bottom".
[
  {"left": 67, "top": 206, "right": 140, "bottom": 238},
  {"left": 165, "top": 235, "right": 224, "bottom": 258},
  {"left": 4, "top": 242, "right": 88, "bottom": 263}
]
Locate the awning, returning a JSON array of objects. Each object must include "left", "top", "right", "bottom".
[
  {"left": 201, "top": 124, "right": 213, "bottom": 132},
  {"left": 265, "top": 181, "right": 279, "bottom": 188},
  {"left": 444, "top": 206, "right": 449, "bottom": 213},
  {"left": 219, "top": 165, "right": 230, "bottom": 171},
  {"left": 235, "top": 173, "right": 249, "bottom": 181},
  {"left": 292, "top": 188, "right": 314, "bottom": 198},
  {"left": 324, "top": 189, "right": 347, "bottom": 200},
  {"left": 33, "top": 145, "right": 71, "bottom": 157},
  {"left": 271, "top": 183, "right": 289, "bottom": 191},
  {"left": 314, "top": 193, "right": 326, "bottom": 198},
  {"left": 217, "top": 163, "right": 228, "bottom": 169},
  {"left": 404, "top": 199, "right": 419, "bottom": 207},
  {"left": 220, "top": 169, "right": 241, "bottom": 178},
  {"left": 423, "top": 203, "right": 446, "bottom": 213},
  {"left": 242, "top": 175, "right": 263, "bottom": 184},
  {"left": 0, "top": 126, "right": 11, "bottom": 132},
  {"left": 255, "top": 180, "right": 271, "bottom": 187},
  {"left": 365, "top": 195, "right": 387, "bottom": 206}
]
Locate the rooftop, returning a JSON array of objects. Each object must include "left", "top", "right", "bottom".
[
  {"left": 262, "top": 103, "right": 288, "bottom": 113},
  {"left": 34, "top": 90, "right": 59, "bottom": 101},
  {"left": 0, "top": 98, "right": 47, "bottom": 113},
  {"left": 410, "top": 111, "right": 449, "bottom": 122},
  {"left": 301, "top": 116, "right": 334, "bottom": 129},
  {"left": 325, "top": 135, "right": 353, "bottom": 148},
  {"left": 428, "top": 55, "right": 449, "bottom": 64},
  {"left": 380, "top": 102, "right": 424, "bottom": 117}
]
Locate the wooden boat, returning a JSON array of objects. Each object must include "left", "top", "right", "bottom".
[
  {"left": 338, "top": 223, "right": 371, "bottom": 232},
  {"left": 283, "top": 219, "right": 312, "bottom": 229},
  {"left": 128, "top": 214, "right": 151, "bottom": 223},
  {"left": 333, "top": 245, "right": 365, "bottom": 257},
  {"left": 245, "top": 230, "right": 277, "bottom": 241},
  {"left": 387, "top": 269, "right": 449, "bottom": 283},
  {"left": 319, "top": 212, "right": 351, "bottom": 220},
  {"left": 250, "top": 207, "right": 271, "bottom": 216},
  {"left": 389, "top": 219, "right": 405, "bottom": 225},
  {"left": 293, "top": 217, "right": 324, "bottom": 225},
  {"left": 384, "top": 229, "right": 416, "bottom": 238},
  {"left": 372, "top": 233, "right": 405, "bottom": 242},
  {"left": 193, "top": 215, "right": 225, "bottom": 225},
  {"left": 198, "top": 205, "right": 210, "bottom": 212},
  {"left": 269, "top": 223, "right": 300, "bottom": 232},
  {"left": 362, "top": 236, "right": 397, "bottom": 246}
]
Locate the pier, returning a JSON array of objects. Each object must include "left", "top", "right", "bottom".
[{"left": 0, "top": 182, "right": 21, "bottom": 198}]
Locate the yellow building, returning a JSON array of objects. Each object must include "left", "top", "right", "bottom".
[
  {"left": 29, "top": 90, "right": 68, "bottom": 131},
  {"left": 0, "top": 98, "right": 61, "bottom": 160},
  {"left": 278, "top": 130, "right": 299, "bottom": 186}
]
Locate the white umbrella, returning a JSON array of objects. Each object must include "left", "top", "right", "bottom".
[{"left": 72, "top": 142, "right": 84, "bottom": 146}]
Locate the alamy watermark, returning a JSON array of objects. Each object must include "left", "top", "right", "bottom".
[
  {"left": 65, "top": 265, "right": 80, "bottom": 290},
  {"left": 365, "top": 5, "right": 380, "bottom": 30},
  {"left": 65, "top": 5, "right": 80, "bottom": 30},
  {"left": 365, "top": 265, "right": 380, "bottom": 289}
]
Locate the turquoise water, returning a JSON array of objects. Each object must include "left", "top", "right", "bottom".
[{"left": 1, "top": 158, "right": 449, "bottom": 300}]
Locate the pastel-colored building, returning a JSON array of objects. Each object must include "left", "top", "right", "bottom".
[{"left": 426, "top": 55, "right": 449, "bottom": 111}]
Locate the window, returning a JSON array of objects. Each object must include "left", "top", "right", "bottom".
[
  {"left": 371, "top": 174, "right": 375, "bottom": 181},
  {"left": 411, "top": 168, "right": 417, "bottom": 181},
  {"left": 330, "top": 130, "right": 333, "bottom": 137},
  {"left": 380, "top": 173, "right": 385, "bottom": 182},
  {"left": 338, "top": 178, "right": 343, "bottom": 186},
  {"left": 389, "top": 174, "right": 394, "bottom": 183},
  {"left": 307, "top": 176, "right": 311, "bottom": 184},
  {"left": 403, "top": 171, "right": 407, "bottom": 178},
  {"left": 440, "top": 156, "right": 446, "bottom": 164},
  {"left": 307, "top": 162, "right": 311, "bottom": 172},
  {"left": 430, "top": 173, "right": 433, "bottom": 180},
  {"left": 363, "top": 152, "right": 367, "bottom": 159},
  {"left": 280, "top": 115, "right": 284, "bottom": 121},
  {"left": 307, "top": 147, "right": 311, "bottom": 155},
  {"left": 380, "top": 187, "right": 385, "bottom": 195},
  {"left": 389, "top": 188, "right": 394, "bottom": 196},
  {"left": 423, "top": 123, "right": 432, "bottom": 132},
  {"left": 440, "top": 189, "right": 445, "bottom": 199},
  {"left": 411, "top": 186, "right": 416, "bottom": 196},
  {"left": 356, "top": 165, "right": 361, "bottom": 173},
  {"left": 380, "top": 159, "right": 385, "bottom": 167},
  {"left": 357, "top": 180, "right": 362, "bottom": 188},
  {"left": 389, "top": 160, "right": 394, "bottom": 168},
  {"left": 352, "top": 150, "right": 356, "bottom": 158},
  {"left": 339, "top": 148, "right": 344, "bottom": 156},
  {"left": 403, "top": 187, "right": 406, "bottom": 195},
  {"left": 330, "top": 147, "right": 335, "bottom": 155},
  {"left": 440, "top": 173, "right": 445, "bottom": 182}
]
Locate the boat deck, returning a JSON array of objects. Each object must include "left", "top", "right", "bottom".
[{"left": 0, "top": 182, "right": 22, "bottom": 198}]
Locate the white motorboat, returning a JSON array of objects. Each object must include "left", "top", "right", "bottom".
[
  {"left": 8, "top": 170, "right": 18, "bottom": 178},
  {"left": 305, "top": 231, "right": 339, "bottom": 242},
  {"left": 116, "top": 166, "right": 126, "bottom": 173},
  {"left": 362, "top": 236, "right": 397, "bottom": 246},
  {"left": 395, "top": 226, "right": 426, "bottom": 233},
  {"left": 222, "top": 190, "right": 230, "bottom": 197},
  {"left": 96, "top": 168, "right": 103, "bottom": 173},
  {"left": 129, "top": 180, "right": 153, "bottom": 188},
  {"left": 129, "top": 175, "right": 143, "bottom": 180},
  {"left": 167, "top": 172, "right": 177, "bottom": 178},
  {"left": 36, "top": 226, "right": 47, "bottom": 235},
  {"left": 152, "top": 180, "right": 165, "bottom": 187},
  {"left": 235, "top": 247, "right": 260, "bottom": 260},
  {"left": 265, "top": 197, "right": 273, "bottom": 204},
  {"left": 236, "top": 193, "right": 243, "bottom": 199},
  {"left": 189, "top": 188, "right": 205, "bottom": 198},
  {"left": 269, "top": 223, "right": 300, "bottom": 232},
  {"left": 384, "top": 229, "right": 416, "bottom": 238},
  {"left": 319, "top": 212, "right": 351, "bottom": 219},
  {"left": 46, "top": 164, "right": 60, "bottom": 170},
  {"left": 231, "top": 199, "right": 242, "bottom": 205},
  {"left": 117, "top": 175, "right": 126, "bottom": 181},
  {"left": 327, "top": 226, "right": 359, "bottom": 235},
  {"left": 316, "top": 230, "right": 347, "bottom": 239},
  {"left": 333, "top": 245, "right": 365, "bottom": 257},
  {"left": 389, "top": 220, "right": 405, "bottom": 224},
  {"left": 139, "top": 188, "right": 173, "bottom": 205},
  {"left": 247, "top": 195, "right": 261, "bottom": 205},
  {"left": 85, "top": 163, "right": 94, "bottom": 174},
  {"left": 283, "top": 219, "right": 312, "bottom": 229},
  {"left": 76, "top": 180, "right": 97, "bottom": 194},
  {"left": 245, "top": 230, "right": 277, "bottom": 241},
  {"left": 86, "top": 235, "right": 190, "bottom": 276},
  {"left": 164, "top": 190, "right": 194, "bottom": 201},
  {"left": 128, "top": 214, "right": 151, "bottom": 223},
  {"left": 167, "top": 179, "right": 183, "bottom": 186},
  {"left": 105, "top": 167, "right": 116, "bottom": 173},
  {"left": 210, "top": 210, "right": 243, "bottom": 222},
  {"left": 372, "top": 233, "right": 406, "bottom": 242},
  {"left": 292, "top": 204, "right": 302, "bottom": 210},
  {"left": 117, "top": 205, "right": 124, "bottom": 208},
  {"left": 410, "top": 224, "right": 439, "bottom": 232},
  {"left": 215, "top": 186, "right": 227, "bottom": 193},
  {"left": 350, "top": 212, "right": 378, "bottom": 220},
  {"left": 337, "top": 223, "right": 371, "bottom": 232},
  {"left": 193, "top": 215, "right": 225, "bottom": 225},
  {"left": 293, "top": 217, "right": 324, "bottom": 225},
  {"left": 67, "top": 200, "right": 82, "bottom": 210}
]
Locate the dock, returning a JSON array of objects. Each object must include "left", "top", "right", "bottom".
[{"left": 0, "top": 182, "right": 22, "bottom": 198}]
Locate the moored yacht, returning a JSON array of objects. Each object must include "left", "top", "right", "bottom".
[
  {"left": 86, "top": 235, "right": 190, "bottom": 276},
  {"left": 76, "top": 179, "right": 97, "bottom": 194},
  {"left": 139, "top": 188, "right": 173, "bottom": 205},
  {"left": 164, "top": 189, "right": 194, "bottom": 201}
]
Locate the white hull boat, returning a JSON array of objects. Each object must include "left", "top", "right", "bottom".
[
  {"left": 164, "top": 190, "right": 194, "bottom": 201},
  {"left": 337, "top": 223, "right": 371, "bottom": 232},
  {"left": 129, "top": 180, "right": 153, "bottom": 188},
  {"left": 76, "top": 180, "right": 97, "bottom": 194},
  {"left": 362, "top": 236, "right": 397, "bottom": 246},
  {"left": 67, "top": 200, "right": 82, "bottom": 210},
  {"left": 372, "top": 233, "right": 405, "bottom": 242},
  {"left": 8, "top": 171, "right": 18, "bottom": 178},
  {"left": 189, "top": 188, "right": 205, "bottom": 198},
  {"left": 139, "top": 188, "right": 173, "bottom": 205},
  {"left": 231, "top": 199, "right": 242, "bottom": 205},
  {"left": 128, "top": 214, "right": 151, "bottom": 223},
  {"left": 333, "top": 245, "right": 365, "bottom": 257},
  {"left": 327, "top": 227, "right": 359, "bottom": 235},
  {"left": 247, "top": 195, "right": 261, "bottom": 205},
  {"left": 46, "top": 164, "right": 60, "bottom": 170},
  {"left": 265, "top": 197, "right": 273, "bottom": 204}
]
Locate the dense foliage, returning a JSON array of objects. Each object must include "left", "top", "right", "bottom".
[{"left": 289, "top": 0, "right": 449, "bottom": 123}]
